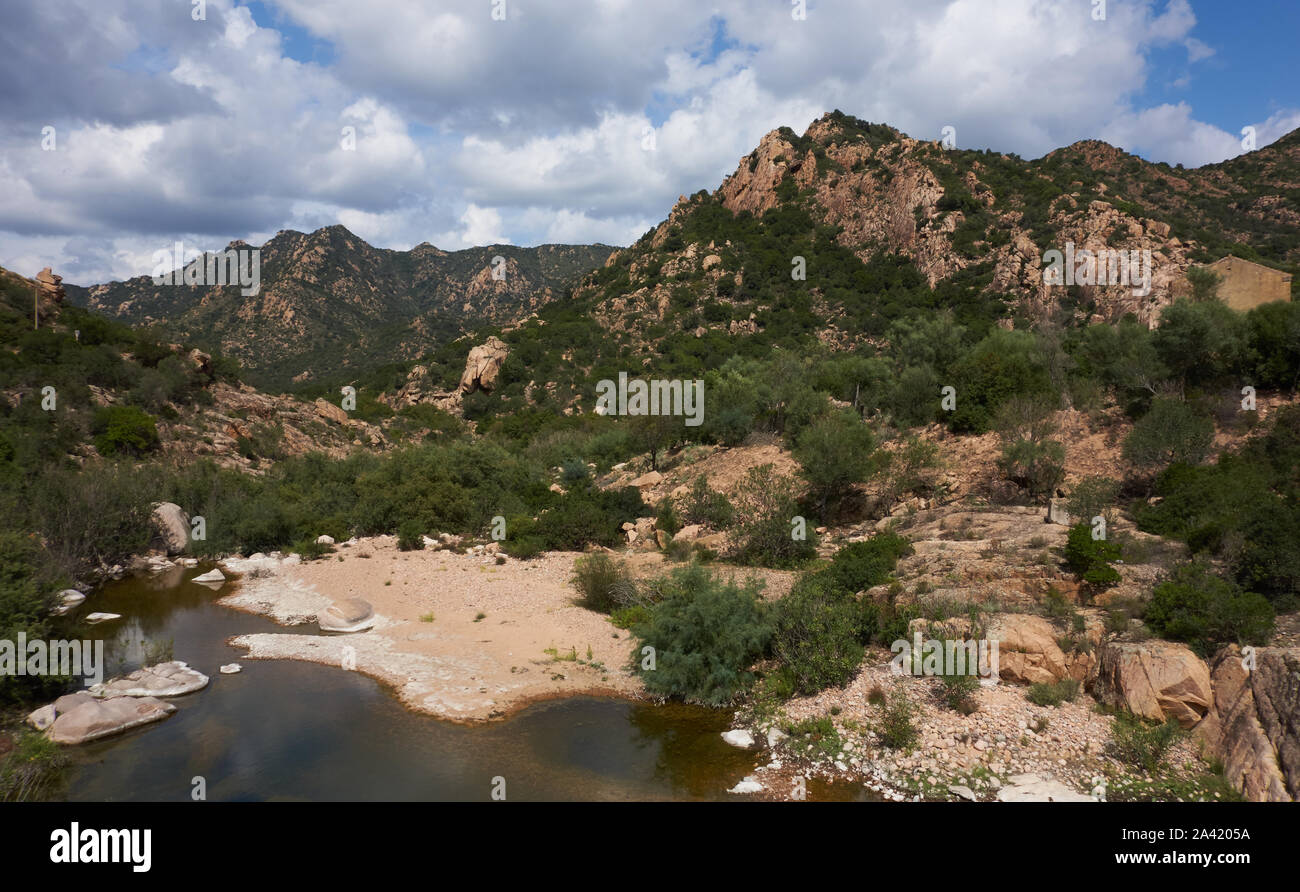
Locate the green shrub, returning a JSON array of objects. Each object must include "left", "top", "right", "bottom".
[
  {"left": 293, "top": 537, "right": 333, "bottom": 561},
  {"left": 875, "top": 688, "right": 920, "bottom": 749},
  {"left": 772, "top": 574, "right": 865, "bottom": 695},
  {"left": 0, "top": 729, "right": 69, "bottom": 801},
  {"left": 1110, "top": 714, "right": 1184, "bottom": 772},
  {"left": 656, "top": 499, "right": 682, "bottom": 537},
  {"left": 629, "top": 564, "right": 772, "bottom": 706},
  {"left": 397, "top": 521, "right": 425, "bottom": 551},
  {"left": 1025, "top": 678, "right": 1080, "bottom": 707},
  {"left": 821, "top": 532, "right": 913, "bottom": 594},
  {"left": 1144, "top": 560, "right": 1274, "bottom": 655},
  {"left": 571, "top": 553, "right": 637, "bottom": 613},
  {"left": 939, "top": 668, "right": 980, "bottom": 714},
  {"left": 681, "top": 474, "right": 734, "bottom": 528},
  {"left": 794, "top": 409, "right": 882, "bottom": 512},
  {"left": 1063, "top": 522, "right": 1121, "bottom": 591},
  {"left": 1123, "top": 398, "right": 1214, "bottom": 471},
  {"left": 727, "top": 464, "right": 817, "bottom": 568},
  {"left": 91, "top": 405, "right": 159, "bottom": 456}
]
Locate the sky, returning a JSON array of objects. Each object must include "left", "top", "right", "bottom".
[{"left": 0, "top": 0, "right": 1297, "bottom": 285}]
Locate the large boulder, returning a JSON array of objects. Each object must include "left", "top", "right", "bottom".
[
  {"left": 995, "top": 773, "right": 1096, "bottom": 802},
  {"left": 1091, "top": 640, "right": 1212, "bottom": 727},
  {"left": 458, "top": 336, "right": 509, "bottom": 393},
  {"left": 318, "top": 598, "right": 375, "bottom": 633},
  {"left": 1197, "top": 645, "right": 1299, "bottom": 802},
  {"left": 44, "top": 695, "right": 176, "bottom": 745},
  {"left": 90, "top": 661, "right": 210, "bottom": 698},
  {"left": 150, "top": 502, "right": 190, "bottom": 555},
  {"left": 988, "top": 614, "right": 1069, "bottom": 685}
]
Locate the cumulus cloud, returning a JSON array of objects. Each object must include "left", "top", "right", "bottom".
[{"left": 0, "top": 0, "right": 1295, "bottom": 283}]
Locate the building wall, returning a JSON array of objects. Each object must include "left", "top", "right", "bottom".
[{"left": 1208, "top": 256, "right": 1292, "bottom": 311}]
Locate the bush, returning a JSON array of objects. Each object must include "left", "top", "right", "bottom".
[
  {"left": 629, "top": 564, "right": 772, "bottom": 706},
  {"left": 993, "top": 396, "right": 1065, "bottom": 497},
  {"left": 655, "top": 499, "right": 682, "bottom": 537},
  {"left": 396, "top": 521, "right": 425, "bottom": 551},
  {"left": 0, "top": 729, "right": 69, "bottom": 801},
  {"left": 875, "top": 688, "right": 920, "bottom": 749},
  {"left": 1063, "top": 522, "right": 1122, "bottom": 591},
  {"left": 1025, "top": 678, "right": 1080, "bottom": 707},
  {"left": 1066, "top": 476, "right": 1120, "bottom": 526},
  {"left": 794, "top": 409, "right": 882, "bottom": 512},
  {"left": 1123, "top": 398, "right": 1214, "bottom": 472},
  {"left": 772, "top": 574, "right": 865, "bottom": 695},
  {"left": 571, "top": 553, "right": 637, "bottom": 613},
  {"left": 1109, "top": 714, "right": 1184, "bottom": 772},
  {"left": 91, "top": 405, "right": 159, "bottom": 456},
  {"left": 680, "top": 474, "right": 734, "bottom": 528},
  {"left": 293, "top": 537, "right": 333, "bottom": 561},
  {"left": 939, "top": 668, "right": 980, "bottom": 713},
  {"left": 727, "top": 464, "right": 817, "bottom": 568},
  {"left": 821, "top": 533, "right": 913, "bottom": 594},
  {"left": 1144, "top": 560, "right": 1274, "bottom": 656}
]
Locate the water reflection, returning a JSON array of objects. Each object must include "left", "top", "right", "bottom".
[{"left": 60, "top": 569, "right": 875, "bottom": 802}]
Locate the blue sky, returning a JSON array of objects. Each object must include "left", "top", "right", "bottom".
[{"left": 1, "top": 0, "right": 1297, "bottom": 284}]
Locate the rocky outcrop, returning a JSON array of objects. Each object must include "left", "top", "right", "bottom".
[
  {"left": 89, "top": 661, "right": 210, "bottom": 698},
  {"left": 318, "top": 597, "right": 375, "bottom": 633},
  {"left": 34, "top": 267, "right": 66, "bottom": 324},
  {"left": 458, "top": 337, "right": 509, "bottom": 393},
  {"left": 29, "top": 692, "right": 176, "bottom": 745},
  {"left": 1197, "top": 645, "right": 1299, "bottom": 802},
  {"left": 1092, "top": 640, "right": 1212, "bottom": 727},
  {"left": 150, "top": 502, "right": 190, "bottom": 555}
]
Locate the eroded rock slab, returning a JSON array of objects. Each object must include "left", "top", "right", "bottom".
[
  {"left": 89, "top": 661, "right": 210, "bottom": 698},
  {"left": 30, "top": 691, "right": 176, "bottom": 744}
]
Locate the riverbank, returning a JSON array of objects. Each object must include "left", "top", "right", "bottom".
[{"left": 218, "top": 537, "right": 646, "bottom": 722}]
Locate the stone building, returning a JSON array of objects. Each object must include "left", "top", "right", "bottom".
[{"left": 1206, "top": 255, "right": 1292, "bottom": 311}]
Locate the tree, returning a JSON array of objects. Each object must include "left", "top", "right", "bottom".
[
  {"left": 1122, "top": 397, "right": 1214, "bottom": 472},
  {"left": 994, "top": 396, "right": 1065, "bottom": 498},
  {"left": 794, "top": 409, "right": 882, "bottom": 514},
  {"left": 628, "top": 412, "right": 681, "bottom": 471},
  {"left": 1185, "top": 265, "right": 1222, "bottom": 303},
  {"left": 1145, "top": 560, "right": 1274, "bottom": 656}
]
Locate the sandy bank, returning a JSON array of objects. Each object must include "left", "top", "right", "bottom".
[{"left": 218, "top": 538, "right": 645, "bottom": 722}]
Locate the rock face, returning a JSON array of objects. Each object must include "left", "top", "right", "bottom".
[
  {"left": 30, "top": 691, "right": 176, "bottom": 745},
  {"left": 1092, "top": 640, "right": 1212, "bottom": 727},
  {"left": 89, "top": 661, "right": 210, "bottom": 698},
  {"left": 458, "top": 336, "right": 510, "bottom": 394},
  {"left": 318, "top": 597, "right": 375, "bottom": 633},
  {"left": 34, "top": 267, "right": 66, "bottom": 323},
  {"left": 150, "top": 502, "right": 190, "bottom": 555},
  {"left": 1197, "top": 645, "right": 1299, "bottom": 802},
  {"left": 314, "top": 398, "right": 350, "bottom": 425}
]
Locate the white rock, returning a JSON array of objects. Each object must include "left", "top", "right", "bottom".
[
  {"left": 728, "top": 777, "right": 764, "bottom": 794},
  {"left": 315, "top": 535, "right": 335, "bottom": 546},
  {"left": 766, "top": 727, "right": 789, "bottom": 748},
  {"left": 219, "top": 663, "right": 242, "bottom": 674},
  {"left": 51, "top": 590, "right": 85, "bottom": 616},
  {"left": 191, "top": 568, "right": 225, "bottom": 585},
  {"left": 84, "top": 613, "right": 121, "bottom": 625},
  {"left": 721, "top": 729, "right": 756, "bottom": 748}
]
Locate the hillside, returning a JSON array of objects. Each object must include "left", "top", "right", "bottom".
[{"left": 66, "top": 227, "right": 615, "bottom": 391}]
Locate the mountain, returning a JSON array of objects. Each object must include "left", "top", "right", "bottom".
[
  {"left": 66, "top": 226, "right": 616, "bottom": 390},
  {"left": 570, "top": 111, "right": 1299, "bottom": 358}
]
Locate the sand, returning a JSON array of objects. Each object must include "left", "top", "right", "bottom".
[{"left": 219, "top": 537, "right": 645, "bottom": 722}]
